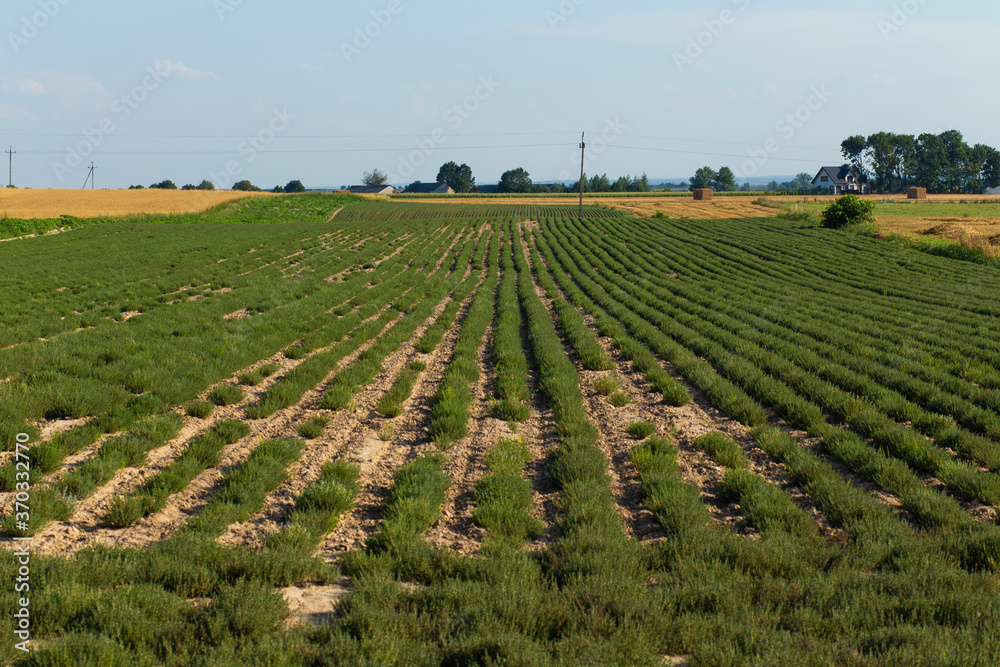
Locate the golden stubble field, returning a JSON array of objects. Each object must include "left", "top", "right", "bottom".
[{"left": 0, "top": 189, "right": 273, "bottom": 219}]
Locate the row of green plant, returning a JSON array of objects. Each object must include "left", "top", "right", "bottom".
[
  {"left": 536, "top": 222, "right": 764, "bottom": 424},
  {"left": 489, "top": 222, "right": 532, "bottom": 422},
  {"left": 546, "top": 218, "right": 1000, "bottom": 528},
  {"left": 101, "top": 419, "right": 253, "bottom": 528},
  {"left": 426, "top": 224, "right": 501, "bottom": 448},
  {"left": 472, "top": 437, "right": 544, "bottom": 551},
  {"left": 558, "top": 217, "right": 1000, "bottom": 508},
  {"left": 523, "top": 225, "right": 615, "bottom": 372},
  {"left": 320, "top": 226, "right": 488, "bottom": 412},
  {"left": 613, "top": 215, "right": 1000, "bottom": 436},
  {"left": 530, "top": 227, "right": 691, "bottom": 407}
]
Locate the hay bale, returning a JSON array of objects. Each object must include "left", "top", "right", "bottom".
[
  {"left": 908, "top": 187, "right": 927, "bottom": 200},
  {"left": 693, "top": 189, "right": 713, "bottom": 201}
]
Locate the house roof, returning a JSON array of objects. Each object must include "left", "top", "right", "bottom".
[
  {"left": 348, "top": 185, "right": 396, "bottom": 194},
  {"left": 403, "top": 182, "right": 454, "bottom": 194},
  {"left": 812, "top": 166, "right": 857, "bottom": 186}
]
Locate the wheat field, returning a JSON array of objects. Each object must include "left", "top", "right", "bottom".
[{"left": 0, "top": 189, "right": 272, "bottom": 219}]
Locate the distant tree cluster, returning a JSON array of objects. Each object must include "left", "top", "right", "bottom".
[
  {"left": 436, "top": 162, "right": 475, "bottom": 193},
  {"left": 567, "top": 173, "right": 651, "bottom": 194},
  {"left": 841, "top": 130, "right": 1000, "bottom": 194},
  {"left": 742, "top": 173, "right": 817, "bottom": 194},
  {"left": 181, "top": 180, "right": 216, "bottom": 191},
  {"left": 498, "top": 168, "right": 532, "bottom": 193},
  {"left": 689, "top": 166, "right": 736, "bottom": 192},
  {"left": 272, "top": 180, "right": 306, "bottom": 193},
  {"left": 232, "top": 180, "right": 262, "bottom": 192}
]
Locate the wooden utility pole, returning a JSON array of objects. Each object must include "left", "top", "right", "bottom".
[
  {"left": 5, "top": 147, "right": 14, "bottom": 188},
  {"left": 578, "top": 132, "right": 586, "bottom": 216},
  {"left": 82, "top": 163, "right": 97, "bottom": 189}
]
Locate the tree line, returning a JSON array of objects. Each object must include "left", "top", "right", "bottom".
[
  {"left": 841, "top": 130, "right": 1000, "bottom": 194},
  {"left": 129, "top": 180, "right": 306, "bottom": 193}
]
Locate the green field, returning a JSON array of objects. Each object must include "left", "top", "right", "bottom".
[{"left": 2, "top": 197, "right": 1000, "bottom": 665}]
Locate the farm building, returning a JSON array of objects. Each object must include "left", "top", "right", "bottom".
[
  {"left": 470, "top": 184, "right": 500, "bottom": 194},
  {"left": 812, "top": 166, "right": 864, "bottom": 195},
  {"left": 347, "top": 185, "right": 400, "bottom": 195},
  {"left": 402, "top": 182, "right": 455, "bottom": 194}
]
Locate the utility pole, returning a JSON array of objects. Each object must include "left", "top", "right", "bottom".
[
  {"left": 578, "top": 132, "right": 586, "bottom": 217},
  {"left": 5, "top": 147, "right": 14, "bottom": 188},
  {"left": 82, "top": 163, "right": 97, "bottom": 190}
]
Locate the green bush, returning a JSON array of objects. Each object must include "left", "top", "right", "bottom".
[
  {"left": 627, "top": 421, "right": 656, "bottom": 439},
  {"left": 821, "top": 194, "right": 876, "bottom": 229},
  {"left": 207, "top": 385, "right": 244, "bottom": 407},
  {"left": 185, "top": 400, "right": 214, "bottom": 419}
]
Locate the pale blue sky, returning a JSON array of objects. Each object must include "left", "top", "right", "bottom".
[{"left": 2, "top": 0, "right": 998, "bottom": 189}]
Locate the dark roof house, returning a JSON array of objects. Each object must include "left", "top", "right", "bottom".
[
  {"left": 402, "top": 182, "right": 454, "bottom": 194},
  {"left": 811, "top": 166, "right": 864, "bottom": 194},
  {"left": 347, "top": 185, "right": 399, "bottom": 195}
]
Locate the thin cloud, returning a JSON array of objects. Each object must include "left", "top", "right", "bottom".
[{"left": 152, "top": 60, "right": 219, "bottom": 81}]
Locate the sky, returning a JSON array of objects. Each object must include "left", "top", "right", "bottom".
[{"left": 1, "top": 0, "right": 999, "bottom": 190}]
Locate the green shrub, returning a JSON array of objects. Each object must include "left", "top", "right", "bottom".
[
  {"left": 237, "top": 371, "right": 264, "bottom": 386},
  {"left": 821, "top": 194, "right": 876, "bottom": 228},
  {"left": 694, "top": 432, "right": 748, "bottom": 469},
  {"left": 185, "top": 400, "right": 214, "bottom": 419},
  {"left": 626, "top": 421, "right": 656, "bottom": 439},
  {"left": 207, "top": 385, "right": 244, "bottom": 407},
  {"left": 593, "top": 375, "right": 621, "bottom": 396},
  {"left": 609, "top": 392, "right": 633, "bottom": 407},
  {"left": 297, "top": 415, "right": 331, "bottom": 440}
]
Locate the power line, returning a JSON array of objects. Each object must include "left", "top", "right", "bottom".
[
  {"left": 13, "top": 143, "right": 572, "bottom": 156},
  {"left": 605, "top": 144, "right": 842, "bottom": 164}
]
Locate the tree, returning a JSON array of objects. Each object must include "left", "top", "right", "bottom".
[
  {"left": 589, "top": 173, "right": 611, "bottom": 192},
  {"left": 362, "top": 169, "right": 389, "bottom": 187},
  {"left": 232, "top": 180, "right": 261, "bottom": 192},
  {"left": 436, "top": 162, "right": 474, "bottom": 193},
  {"left": 181, "top": 184, "right": 197, "bottom": 190},
  {"left": 789, "top": 173, "right": 815, "bottom": 192},
  {"left": 711, "top": 167, "right": 737, "bottom": 192},
  {"left": 821, "top": 195, "right": 876, "bottom": 229},
  {"left": 498, "top": 168, "right": 532, "bottom": 193},
  {"left": 197, "top": 180, "right": 215, "bottom": 191},
  {"left": 284, "top": 180, "right": 306, "bottom": 193},
  {"left": 689, "top": 167, "right": 716, "bottom": 191},
  {"left": 150, "top": 180, "right": 177, "bottom": 190}
]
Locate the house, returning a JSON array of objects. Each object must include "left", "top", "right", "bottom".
[
  {"left": 470, "top": 184, "right": 499, "bottom": 194},
  {"left": 811, "top": 166, "right": 864, "bottom": 195},
  {"left": 987, "top": 186, "right": 1000, "bottom": 195},
  {"left": 402, "top": 182, "right": 454, "bottom": 194},
  {"left": 347, "top": 185, "right": 399, "bottom": 195}
]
